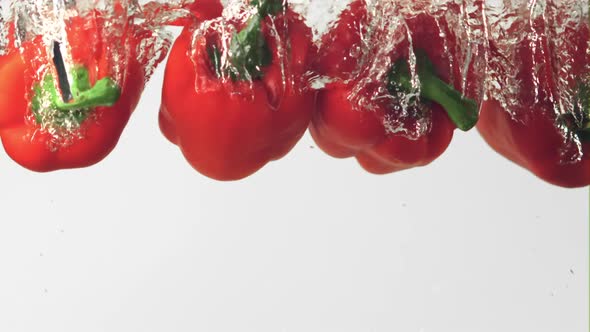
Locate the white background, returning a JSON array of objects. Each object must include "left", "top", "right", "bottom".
[{"left": 0, "top": 1, "right": 589, "bottom": 331}]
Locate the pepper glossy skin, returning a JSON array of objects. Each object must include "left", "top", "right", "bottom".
[
  {"left": 0, "top": 10, "right": 149, "bottom": 172},
  {"left": 311, "top": 0, "right": 481, "bottom": 174},
  {"left": 160, "top": 3, "right": 316, "bottom": 181},
  {"left": 478, "top": 17, "right": 590, "bottom": 188},
  {"left": 167, "top": 0, "right": 223, "bottom": 26},
  {"left": 185, "top": 0, "right": 223, "bottom": 20},
  {"left": 312, "top": 85, "right": 455, "bottom": 174}
]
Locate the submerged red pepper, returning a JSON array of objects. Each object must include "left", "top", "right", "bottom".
[
  {"left": 160, "top": 0, "right": 316, "bottom": 181},
  {"left": 0, "top": 7, "right": 161, "bottom": 172},
  {"left": 478, "top": 14, "right": 590, "bottom": 188},
  {"left": 311, "top": 0, "right": 482, "bottom": 174}
]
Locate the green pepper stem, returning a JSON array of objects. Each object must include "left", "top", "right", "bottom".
[
  {"left": 49, "top": 66, "right": 120, "bottom": 111},
  {"left": 388, "top": 51, "right": 479, "bottom": 131},
  {"left": 251, "top": 0, "right": 284, "bottom": 17},
  {"left": 54, "top": 77, "right": 120, "bottom": 111},
  {"left": 32, "top": 66, "right": 121, "bottom": 127},
  {"left": 224, "top": 0, "right": 284, "bottom": 80},
  {"left": 574, "top": 83, "right": 590, "bottom": 142},
  {"left": 580, "top": 124, "right": 590, "bottom": 142}
]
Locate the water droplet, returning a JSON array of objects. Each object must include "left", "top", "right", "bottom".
[{"left": 349, "top": 45, "right": 361, "bottom": 58}]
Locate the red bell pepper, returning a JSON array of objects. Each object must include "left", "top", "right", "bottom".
[
  {"left": 160, "top": 0, "right": 316, "bottom": 181},
  {"left": 0, "top": 4, "right": 167, "bottom": 172},
  {"left": 311, "top": 0, "right": 483, "bottom": 174},
  {"left": 478, "top": 10, "right": 590, "bottom": 188},
  {"left": 181, "top": 0, "right": 223, "bottom": 21}
]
